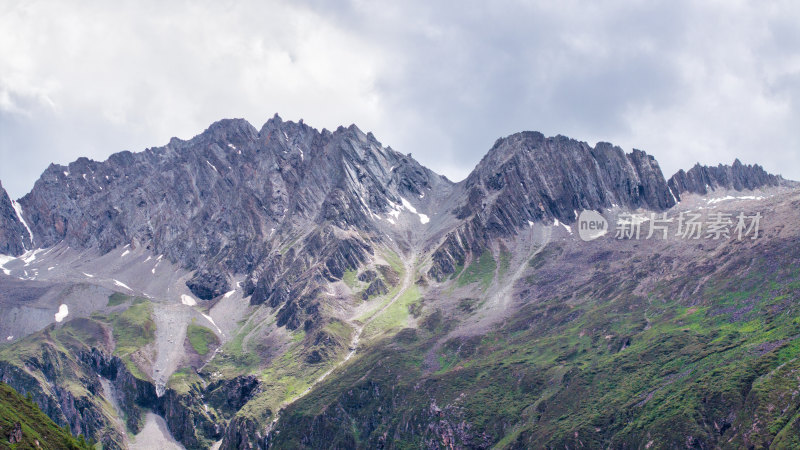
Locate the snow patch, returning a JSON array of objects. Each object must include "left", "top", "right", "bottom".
[
  {"left": 223, "top": 290, "right": 235, "bottom": 298},
  {"left": 63, "top": 171, "right": 69, "bottom": 176},
  {"left": 83, "top": 272, "right": 95, "bottom": 278},
  {"left": 5, "top": 336, "right": 11, "bottom": 341},
  {"left": 201, "top": 313, "right": 223, "bottom": 335},
  {"left": 227, "top": 143, "right": 236, "bottom": 150},
  {"left": 0, "top": 254, "right": 15, "bottom": 275},
  {"left": 707, "top": 195, "right": 735, "bottom": 204},
  {"left": 121, "top": 249, "right": 130, "bottom": 257},
  {"left": 21, "top": 248, "right": 44, "bottom": 266},
  {"left": 113, "top": 279, "right": 133, "bottom": 291},
  {"left": 387, "top": 206, "right": 401, "bottom": 219},
  {"left": 54, "top": 304, "right": 69, "bottom": 322},
  {"left": 153, "top": 255, "right": 164, "bottom": 272},
  {"left": 206, "top": 160, "right": 218, "bottom": 173},
  {"left": 528, "top": 220, "right": 534, "bottom": 228},
  {"left": 48, "top": 266, "right": 55, "bottom": 270},
  {"left": 181, "top": 294, "right": 197, "bottom": 306},
  {"left": 11, "top": 200, "right": 33, "bottom": 247},
  {"left": 707, "top": 195, "right": 764, "bottom": 204},
  {"left": 400, "top": 197, "right": 418, "bottom": 214},
  {"left": 400, "top": 197, "right": 429, "bottom": 224},
  {"left": 553, "top": 219, "right": 573, "bottom": 234}
]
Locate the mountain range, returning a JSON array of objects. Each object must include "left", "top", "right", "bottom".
[{"left": 0, "top": 115, "right": 797, "bottom": 449}]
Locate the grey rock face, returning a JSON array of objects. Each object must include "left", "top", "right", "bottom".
[
  {"left": 186, "top": 270, "right": 231, "bottom": 301},
  {"left": 361, "top": 278, "right": 388, "bottom": 300},
  {"left": 14, "top": 114, "right": 447, "bottom": 327},
  {"left": 459, "top": 133, "right": 675, "bottom": 225},
  {"left": 0, "top": 180, "right": 31, "bottom": 256},
  {"left": 18, "top": 117, "right": 433, "bottom": 267},
  {"left": 357, "top": 270, "right": 377, "bottom": 283},
  {"left": 668, "top": 159, "right": 783, "bottom": 199},
  {"left": 428, "top": 133, "right": 676, "bottom": 281}
]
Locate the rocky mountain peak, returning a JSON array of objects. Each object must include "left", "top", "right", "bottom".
[
  {"left": 8, "top": 116, "right": 451, "bottom": 313},
  {"left": 458, "top": 131, "right": 675, "bottom": 225},
  {"left": 425, "top": 131, "right": 677, "bottom": 281},
  {"left": 201, "top": 118, "right": 259, "bottom": 144}
]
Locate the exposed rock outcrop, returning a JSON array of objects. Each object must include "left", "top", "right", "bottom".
[
  {"left": 357, "top": 269, "right": 377, "bottom": 283},
  {"left": 428, "top": 133, "right": 676, "bottom": 281},
  {"left": 186, "top": 270, "right": 231, "bottom": 301},
  {"left": 7, "top": 421, "right": 22, "bottom": 444},
  {"left": 205, "top": 376, "right": 261, "bottom": 418},
  {"left": 16, "top": 116, "right": 439, "bottom": 275},
  {"left": 668, "top": 159, "right": 783, "bottom": 199},
  {"left": 361, "top": 279, "right": 388, "bottom": 300},
  {"left": 0, "top": 180, "right": 31, "bottom": 256}
]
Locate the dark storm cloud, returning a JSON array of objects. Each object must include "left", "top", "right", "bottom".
[{"left": 1, "top": 1, "right": 799, "bottom": 198}]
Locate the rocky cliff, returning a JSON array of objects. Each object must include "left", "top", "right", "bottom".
[
  {"left": 0, "top": 180, "right": 32, "bottom": 256},
  {"left": 13, "top": 115, "right": 444, "bottom": 306},
  {"left": 427, "top": 133, "right": 676, "bottom": 280},
  {"left": 667, "top": 159, "right": 783, "bottom": 198}
]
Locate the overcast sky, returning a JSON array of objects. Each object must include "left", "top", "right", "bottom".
[{"left": 1, "top": 0, "right": 799, "bottom": 199}]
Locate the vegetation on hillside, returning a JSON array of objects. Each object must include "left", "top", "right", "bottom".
[
  {"left": 267, "top": 238, "right": 800, "bottom": 448},
  {"left": 187, "top": 323, "right": 219, "bottom": 356},
  {"left": 0, "top": 382, "right": 91, "bottom": 449}
]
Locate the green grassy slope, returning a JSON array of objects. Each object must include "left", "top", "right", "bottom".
[
  {"left": 267, "top": 237, "right": 800, "bottom": 448},
  {"left": 0, "top": 382, "right": 91, "bottom": 450},
  {"left": 0, "top": 295, "right": 158, "bottom": 447},
  {"left": 187, "top": 324, "right": 219, "bottom": 356}
]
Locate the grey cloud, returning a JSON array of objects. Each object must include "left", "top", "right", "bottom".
[{"left": 1, "top": 0, "right": 799, "bottom": 199}]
